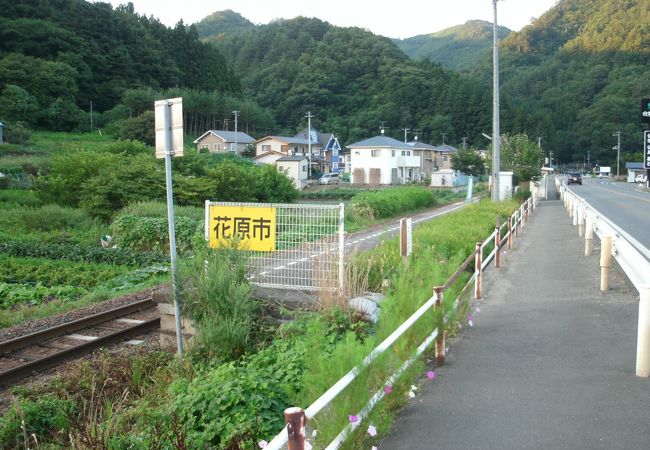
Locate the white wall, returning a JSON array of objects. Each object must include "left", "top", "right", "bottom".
[
  {"left": 276, "top": 160, "right": 308, "bottom": 190},
  {"left": 350, "top": 148, "right": 421, "bottom": 184}
]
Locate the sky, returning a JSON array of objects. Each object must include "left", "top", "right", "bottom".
[{"left": 99, "top": 0, "right": 560, "bottom": 39}]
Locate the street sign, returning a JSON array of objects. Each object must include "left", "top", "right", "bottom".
[
  {"left": 644, "top": 130, "right": 650, "bottom": 169},
  {"left": 642, "top": 98, "right": 650, "bottom": 124},
  {"left": 208, "top": 205, "right": 277, "bottom": 252},
  {"left": 155, "top": 98, "right": 183, "bottom": 158}
]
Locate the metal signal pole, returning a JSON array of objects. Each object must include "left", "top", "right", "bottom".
[
  {"left": 492, "top": 0, "right": 501, "bottom": 201},
  {"left": 613, "top": 131, "right": 621, "bottom": 179}
]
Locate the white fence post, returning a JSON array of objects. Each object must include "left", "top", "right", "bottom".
[
  {"left": 636, "top": 287, "right": 650, "bottom": 377},
  {"left": 600, "top": 236, "right": 612, "bottom": 291},
  {"left": 578, "top": 205, "right": 585, "bottom": 237},
  {"left": 584, "top": 214, "right": 594, "bottom": 256}
]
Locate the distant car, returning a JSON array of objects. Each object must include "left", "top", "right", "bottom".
[
  {"left": 319, "top": 173, "right": 340, "bottom": 185},
  {"left": 567, "top": 172, "right": 582, "bottom": 185},
  {"left": 635, "top": 174, "right": 647, "bottom": 183}
]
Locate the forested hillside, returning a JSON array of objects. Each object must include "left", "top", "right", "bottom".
[
  {"left": 493, "top": 0, "right": 649, "bottom": 166},
  {"left": 209, "top": 17, "right": 494, "bottom": 145},
  {"left": 195, "top": 9, "right": 255, "bottom": 41},
  {"left": 393, "top": 20, "right": 511, "bottom": 71},
  {"left": 0, "top": 0, "right": 251, "bottom": 135}
]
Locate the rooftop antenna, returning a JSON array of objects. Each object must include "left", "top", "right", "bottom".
[
  {"left": 380, "top": 121, "right": 387, "bottom": 135},
  {"left": 403, "top": 127, "right": 410, "bottom": 143}
]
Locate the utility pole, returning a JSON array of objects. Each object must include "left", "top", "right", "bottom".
[
  {"left": 462, "top": 137, "right": 468, "bottom": 150},
  {"left": 441, "top": 132, "right": 447, "bottom": 145},
  {"left": 613, "top": 131, "right": 621, "bottom": 179},
  {"left": 232, "top": 110, "right": 240, "bottom": 153},
  {"left": 305, "top": 111, "right": 314, "bottom": 177},
  {"left": 403, "top": 128, "right": 410, "bottom": 143},
  {"left": 491, "top": 0, "right": 501, "bottom": 202}
]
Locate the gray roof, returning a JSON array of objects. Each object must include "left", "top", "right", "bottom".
[
  {"left": 193, "top": 130, "right": 255, "bottom": 144},
  {"left": 294, "top": 128, "right": 332, "bottom": 146},
  {"left": 437, "top": 144, "right": 458, "bottom": 153},
  {"left": 408, "top": 141, "right": 438, "bottom": 150},
  {"left": 277, "top": 156, "right": 307, "bottom": 162},
  {"left": 348, "top": 135, "right": 412, "bottom": 149},
  {"left": 626, "top": 162, "right": 644, "bottom": 169},
  {"left": 260, "top": 136, "right": 311, "bottom": 145}
]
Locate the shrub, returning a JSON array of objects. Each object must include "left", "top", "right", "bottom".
[
  {"left": 0, "top": 203, "right": 101, "bottom": 233},
  {"left": 169, "top": 341, "right": 303, "bottom": 449},
  {"left": 0, "top": 189, "right": 42, "bottom": 206},
  {"left": 350, "top": 187, "right": 436, "bottom": 220},
  {"left": 0, "top": 396, "right": 76, "bottom": 447},
  {"left": 0, "top": 282, "right": 86, "bottom": 308},
  {"left": 182, "top": 248, "right": 256, "bottom": 362},
  {"left": 116, "top": 201, "right": 204, "bottom": 221},
  {"left": 513, "top": 189, "right": 532, "bottom": 203},
  {"left": 110, "top": 214, "right": 202, "bottom": 254},
  {"left": 118, "top": 111, "right": 155, "bottom": 145}
]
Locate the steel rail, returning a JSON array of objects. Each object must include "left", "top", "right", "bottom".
[
  {"left": 0, "top": 299, "right": 156, "bottom": 355},
  {"left": 0, "top": 317, "right": 160, "bottom": 387}
]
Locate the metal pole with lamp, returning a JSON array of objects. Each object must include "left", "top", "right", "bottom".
[{"left": 491, "top": 0, "right": 501, "bottom": 201}]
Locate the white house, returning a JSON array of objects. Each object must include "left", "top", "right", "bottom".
[
  {"left": 193, "top": 130, "right": 255, "bottom": 154},
  {"left": 253, "top": 152, "right": 309, "bottom": 190},
  {"left": 254, "top": 136, "right": 315, "bottom": 158},
  {"left": 348, "top": 136, "right": 420, "bottom": 185},
  {"left": 276, "top": 156, "right": 309, "bottom": 190}
]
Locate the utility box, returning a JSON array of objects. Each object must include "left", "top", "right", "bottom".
[{"left": 499, "top": 171, "right": 514, "bottom": 200}]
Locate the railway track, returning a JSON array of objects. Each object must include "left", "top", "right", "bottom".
[{"left": 0, "top": 299, "right": 160, "bottom": 387}]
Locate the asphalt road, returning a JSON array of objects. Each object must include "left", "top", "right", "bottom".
[{"left": 566, "top": 177, "right": 650, "bottom": 250}]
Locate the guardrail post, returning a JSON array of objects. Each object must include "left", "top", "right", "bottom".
[
  {"left": 600, "top": 236, "right": 612, "bottom": 291},
  {"left": 636, "top": 287, "right": 650, "bottom": 377},
  {"left": 284, "top": 407, "right": 306, "bottom": 450},
  {"left": 515, "top": 209, "right": 521, "bottom": 238},
  {"left": 584, "top": 215, "right": 593, "bottom": 256},
  {"left": 495, "top": 218, "right": 501, "bottom": 269},
  {"left": 507, "top": 216, "right": 513, "bottom": 250},
  {"left": 572, "top": 202, "right": 579, "bottom": 227},
  {"left": 578, "top": 205, "right": 585, "bottom": 237},
  {"left": 474, "top": 242, "right": 482, "bottom": 299},
  {"left": 434, "top": 286, "right": 445, "bottom": 366}
]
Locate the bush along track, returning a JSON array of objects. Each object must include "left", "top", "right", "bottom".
[{"left": 0, "top": 199, "right": 521, "bottom": 449}]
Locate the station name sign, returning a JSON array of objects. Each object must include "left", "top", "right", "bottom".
[{"left": 208, "top": 205, "right": 276, "bottom": 252}]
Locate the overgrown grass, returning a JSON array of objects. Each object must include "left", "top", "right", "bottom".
[
  {"left": 0, "top": 199, "right": 518, "bottom": 449},
  {"left": 0, "top": 275, "right": 168, "bottom": 329}
]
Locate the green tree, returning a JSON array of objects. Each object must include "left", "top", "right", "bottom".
[
  {"left": 451, "top": 147, "right": 486, "bottom": 176},
  {"left": 488, "top": 133, "right": 544, "bottom": 183},
  {"left": 0, "top": 85, "right": 40, "bottom": 124},
  {"left": 118, "top": 111, "right": 155, "bottom": 145}
]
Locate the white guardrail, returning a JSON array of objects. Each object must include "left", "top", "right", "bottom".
[
  {"left": 558, "top": 178, "right": 650, "bottom": 378},
  {"left": 265, "top": 196, "right": 538, "bottom": 450}
]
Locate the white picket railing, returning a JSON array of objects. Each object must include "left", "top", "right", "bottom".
[{"left": 559, "top": 180, "right": 650, "bottom": 378}]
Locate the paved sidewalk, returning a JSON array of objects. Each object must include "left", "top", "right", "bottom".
[{"left": 380, "top": 198, "right": 649, "bottom": 450}]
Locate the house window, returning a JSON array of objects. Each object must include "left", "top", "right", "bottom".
[
  {"left": 214, "top": 144, "right": 221, "bottom": 151},
  {"left": 444, "top": 156, "right": 448, "bottom": 161},
  {"left": 371, "top": 149, "right": 380, "bottom": 157},
  {"left": 401, "top": 150, "right": 411, "bottom": 156},
  {"left": 391, "top": 150, "right": 395, "bottom": 157},
  {"left": 302, "top": 165, "right": 307, "bottom": 172},
  {"left": 200, "top": 144, "right": 209, "bottom": 150},
  {"left": 278, "top": 166, "right": 284, "bottom": 171},
  {"left": 262, "top": 145, "right": 271, "bottom": 152}
]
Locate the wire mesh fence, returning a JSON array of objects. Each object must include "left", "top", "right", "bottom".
[{"left": 205, "top": 201, "right": 345, "bottom": 291}]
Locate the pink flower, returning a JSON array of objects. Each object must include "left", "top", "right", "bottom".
[
  {"left": 427, "top": 371, "right": 436, "bottom": 380},
  {"left": 258, "top": 440, "right": 268, "bottom": 449},
  {"left": 367, "top": 425, "right": 377, "bottom": 437},
  {"left": 384, "top": 385, "right": 392, "bottom": 395},
  {"left": 349, "top": 415, "right": 358, "bottom": 423}
]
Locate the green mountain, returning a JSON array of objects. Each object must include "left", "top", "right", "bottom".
[
  {"left": 0, "top": 0, "right": 241, "bottom": 128},
  {"left": 496, "top": 0, "right": 650, "bottom": 166},
  {"left": 195, "top": 10, "right": 255, "bottom": 41},
  {"left": 210, "top": 17, "right": 493, "bottom": 145},
  {"left": 394, "top": 20, "right": 511, "bottom": 71}
]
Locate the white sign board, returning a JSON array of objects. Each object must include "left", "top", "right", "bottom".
[{"left": 155, "top": 98, "right": 183, "bottom": 158}]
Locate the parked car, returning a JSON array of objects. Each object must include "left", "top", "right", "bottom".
[
  {"left": 567, "top": 172, "right": 582, "bottom": 185},
  {"left": 635, "top": 174, "right": 648, "bottom": 183},
  {"left": 319, "top": 173, "right": 340, "bottom": 185}
]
